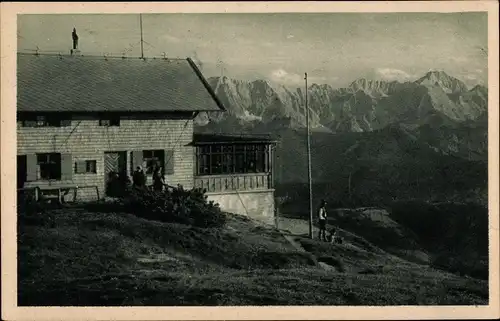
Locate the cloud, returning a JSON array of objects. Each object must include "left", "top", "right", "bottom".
[
  {"left": 191, "top": 51, "right": 204, "bottom": 70},
  {"left": 270, "top": 69, "right": 302, "bottom": 85},
  {"left": 269, "top": 69, "right": 334, "bottom": 86},
  {"left": 161, "top": 34, "right": 181, "bottom": 43},
  {"left": 84, "top": 28, "right": 98, "bottom": 36},
  {"left": 375, "top": 68, "right": 412, "bottom": 81},
  {"left": 450, "top": 56, "right": 469, "bottom": 63}
]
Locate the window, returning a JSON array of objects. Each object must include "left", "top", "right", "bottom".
[
  {"left": 143, "top": 150, "right": 165, "bottom": 174},
  {"left": 21, "top": 115, "right": 71, "bottom": 127},
  {"left": 36, "top": 153, "right": 61, "bottom": 180},
  {"left": 86, "top": 160, "right": 97, "bottom": 173},
  {"left": 234, "top": 145, "right": 246, "bottom": 174},
  {"left": 196, "top": 144, "right": 269, "bottom": 176},
  {"left": 75, "top": 160, "right": 97, "bottom": 174},
  {"left": 99, "top": 116, "right": 120, "bottom": 127},
  {"left": 197, "top": 146, "right": 211, "bottom": 175}
]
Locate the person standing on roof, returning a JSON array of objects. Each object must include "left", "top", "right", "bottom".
[
  {"left": 318, "top": 199, "right": 328, "bottom": 242},
  {"left": 72, "top": 28, "right": 79, "bottom": 50}
]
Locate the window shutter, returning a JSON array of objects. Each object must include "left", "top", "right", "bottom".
[
  {"left": 265, "top": 145, "right": 270, "bottom": 172},
  {"left": 75, "top": 161, "right": 86, "bottom": 174},
  {"left": 61, "top": 153, "right": 73, "bottom": 180},
  {"left": 132, "top": 151, "right": 143, "bottom": 171},
  {"left": 164, "top": 149, "right": 175, "bottom": 175},
  {"left": 26, "top": 154, "right": 38, "bottom": 182}
]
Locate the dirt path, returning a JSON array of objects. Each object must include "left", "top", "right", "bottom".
[{"left": 278, "top": 221, "right": 339, "bottom": 272}]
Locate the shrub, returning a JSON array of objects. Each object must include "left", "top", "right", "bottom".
[
  {"left": 432, "top": 252, "right": 488, "bottom": 280},
  {"left": 17, "top": 191, "right": 55, "bottom": 228},
  {"left": 123, "top": 186, "right": 227, "bottom": 228}
]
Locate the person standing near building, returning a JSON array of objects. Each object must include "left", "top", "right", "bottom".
[
  {"left": 318, "top": 200, "right": 328, "bottom": 241},
  {"left": 132, "top": 166, "right": 146, "bottom": 190},
  {"left": 152, "top": 164, "right": 166, "bottom": 192}
]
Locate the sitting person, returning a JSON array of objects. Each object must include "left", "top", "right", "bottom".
[{"left": 329, "top": 228, "right": 343, "bottom": 244}]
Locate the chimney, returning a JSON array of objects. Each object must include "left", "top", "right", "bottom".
[{"left": 70, "top": 27, "right": 81, "bottom": 56}]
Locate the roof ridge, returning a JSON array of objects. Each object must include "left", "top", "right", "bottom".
[{"left": 17, "top": 51, "right": 187, "bottom": 61}]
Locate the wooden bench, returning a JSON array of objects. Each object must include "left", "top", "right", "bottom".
[{"left": 18, "top": 185, "right": 100, "bottom": 204}]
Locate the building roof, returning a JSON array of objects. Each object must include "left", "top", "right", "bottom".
[
  {"left": 192, "top": 133, "right": 277, "bottom": 145},
  {"left": 17, "top": 53, "right": 226, "bottom": 113}
]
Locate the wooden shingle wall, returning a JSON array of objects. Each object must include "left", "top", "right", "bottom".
[{"left": 17, "top": 115, "right": 194, "bottom": 200}]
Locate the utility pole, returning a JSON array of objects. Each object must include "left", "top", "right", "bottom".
[
  {"left": 140, "top": 14, "right": 144, "bottom": 59},
  {"left": 305, "top": 73, "right": 314, "bottom": 239}
]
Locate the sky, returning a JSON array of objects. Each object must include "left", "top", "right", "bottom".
[{"left": 17, "top": 13, "right": 488, "bottom": 88}]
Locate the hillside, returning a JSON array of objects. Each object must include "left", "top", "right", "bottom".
[
  {"left": 278, "top": 202, "right": 489, "bottom": 281},
  {"left": 18, "top": 203, "right": 488, "bottom": 306}
]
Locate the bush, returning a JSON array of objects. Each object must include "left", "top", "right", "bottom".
[
  {"left": 123, "top": 186, "right": 227, "bottom": 228},
  {"left": 17, "top": 191, "right": 55, "bottom": 228},
  {"left": 432, "top": 252, "right": 488, "bottom": 280}
]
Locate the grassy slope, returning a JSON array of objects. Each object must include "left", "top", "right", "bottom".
[{"left": 18, "top": 206, "right": 488, "bottom": 306}]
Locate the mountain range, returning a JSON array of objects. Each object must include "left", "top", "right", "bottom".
[
  {"left": 194, "top": 70, "right": 488, "bottom": 204},
  {"left": 195, "top": 70, "right": 487, "bottom": 133}
]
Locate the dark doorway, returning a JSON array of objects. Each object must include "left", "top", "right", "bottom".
[
  {"left": 104, "top": 151, "right": 128, "bottom": 197},
  {"left": 17, "top": 155, "right": 27, "bottom": 189}
]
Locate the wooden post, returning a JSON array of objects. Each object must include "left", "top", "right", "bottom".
[
  {"left": 305, "top": 72, "right": 314, "bottom": 239},
  {"left": 274, "top": 200, "right": 279, "bottom": 229},
  {"left": 58, "top": 188, "right": 62, "bottom": 205}
]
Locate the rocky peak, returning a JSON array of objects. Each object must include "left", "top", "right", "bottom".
[
  {"left": 348, "top": 78, "right": 396, "bottom": 97},
  {"left": 415, "top": 70, "right": 468, "bottom": 94}
]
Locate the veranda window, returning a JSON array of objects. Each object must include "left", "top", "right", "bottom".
[{"left": 196, "top": 144, "right": 269, "bottom": 175}]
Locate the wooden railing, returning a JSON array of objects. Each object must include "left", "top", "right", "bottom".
[
  {"left": 17, "top": 185, "right": 100, "bottom": 203},
  {"left": 194, "top": 173, "right": 273, "bottom": 193}
]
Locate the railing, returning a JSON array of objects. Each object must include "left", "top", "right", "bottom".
[
  {"left": 194, "top": 173, "right": 272, "bottom": 193},
  {"left": 17, "top": 185, "right": 100, "bottom": 203}
]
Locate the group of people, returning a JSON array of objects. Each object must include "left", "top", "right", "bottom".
[
  {"left": 317, "top": 199, "right": 343, "bottom": 244},
  {"left": 132, "top": 162, "right": 170, "bottom": 192}
]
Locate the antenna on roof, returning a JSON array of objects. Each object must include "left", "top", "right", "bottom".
[
  {"left": 217, "top": 59, "right": 225, "bottom": 77},
  {"left": 140, "top": 14, "right": 144, "bottom": 59},
  {"left": 70, "top": 28, "right": 81, "bottom": 56}
]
